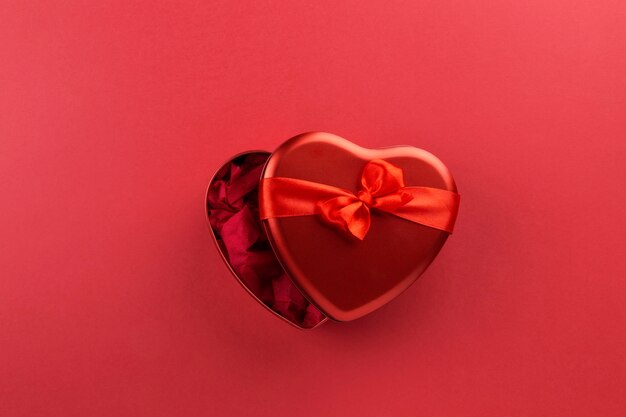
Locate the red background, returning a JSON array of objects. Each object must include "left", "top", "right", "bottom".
[{"left": 1, "top": 1, "right": 625, "bottom": 416}]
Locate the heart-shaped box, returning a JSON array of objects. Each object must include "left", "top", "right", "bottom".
[{"left": 206, "top": 132, "right": 459, "bottom": 329}]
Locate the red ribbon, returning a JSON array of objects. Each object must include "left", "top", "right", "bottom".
[{"left": 259, "top": 159, "right": 460, "bottom": 240}]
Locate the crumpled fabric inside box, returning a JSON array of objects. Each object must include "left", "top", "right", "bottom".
[{"left": 207, "top": 152, "right": 325, "bottom": 328}]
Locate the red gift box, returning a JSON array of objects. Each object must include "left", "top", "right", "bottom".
[{"left": 206, "top": 132, "right": 459, "bottom": 329}]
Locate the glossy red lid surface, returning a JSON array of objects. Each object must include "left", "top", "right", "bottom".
[{"left": 260, "top": 132, "right": 457, "bottom": 321}]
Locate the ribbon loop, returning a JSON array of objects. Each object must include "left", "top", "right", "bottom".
[{"left": 259, "top": 159, "right": 459, "bottom": 240}]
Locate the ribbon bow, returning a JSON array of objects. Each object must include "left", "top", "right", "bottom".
[{"left": 259, "top": 159, "right": 459, "bottom": 240}]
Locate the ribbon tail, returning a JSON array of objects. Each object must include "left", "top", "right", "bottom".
[
  {"left": 317, "top": 197, "right": 371, "bottom": 240},
  {"left": 344, "top": 204, "right": 371, "bottom": 240}
]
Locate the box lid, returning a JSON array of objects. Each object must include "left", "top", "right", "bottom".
[{"left": 259, "top": 132, "right": 458, "bottom": 322}]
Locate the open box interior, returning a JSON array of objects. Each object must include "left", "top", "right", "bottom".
[{"left": 206, "top": 152, "right": 326, "bottom": 329}]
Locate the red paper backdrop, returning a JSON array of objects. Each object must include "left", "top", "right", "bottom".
[{"left": 1, "top": 1, "right": 625, "bottom": 416}]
